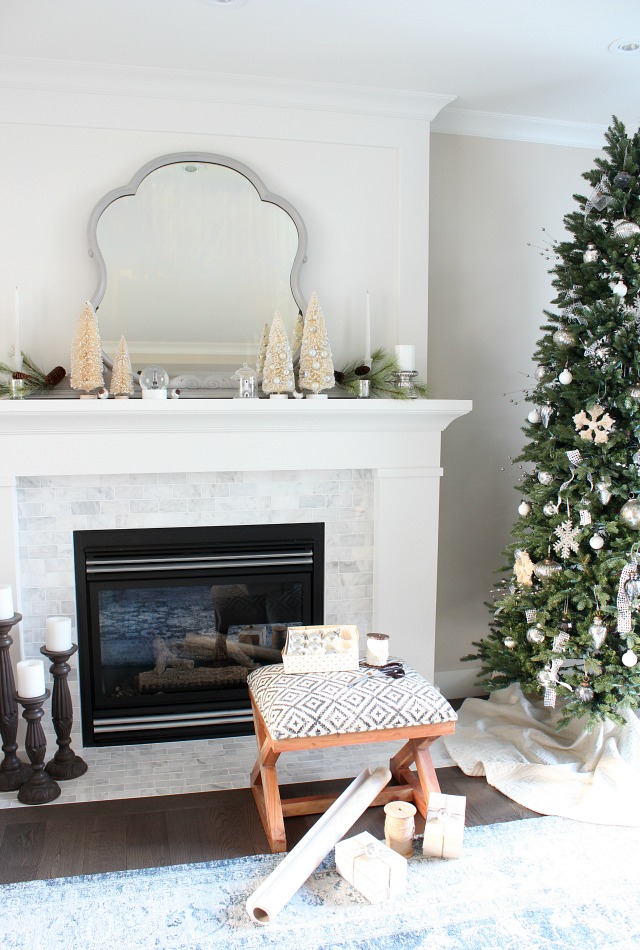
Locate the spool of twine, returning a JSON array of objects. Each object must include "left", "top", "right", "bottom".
[
  {"left": 384, "top": 800, "right": 416, "bottom": 858},
  {"left": 366, "top": 633, "right": 389, "bottom": 666}
]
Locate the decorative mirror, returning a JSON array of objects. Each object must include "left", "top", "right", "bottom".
[{"left": 87, "top": 153, "right": 308, "bottom": 386}]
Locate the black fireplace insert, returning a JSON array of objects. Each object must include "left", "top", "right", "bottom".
[{"left": 74, "top": 523, "right": 324, "bottom": 746}]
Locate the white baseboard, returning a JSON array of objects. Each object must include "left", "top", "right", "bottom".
[{"left": 434, "top": 666, "right": 486, "bottom": 700}]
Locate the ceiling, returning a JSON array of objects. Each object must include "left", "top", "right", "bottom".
[{"left": 1, "top": 0, "right": 640, "bottom": 138}]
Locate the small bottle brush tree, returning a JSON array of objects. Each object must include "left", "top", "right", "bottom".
[
  {"left": 467, "top": 117, "right": 640, "bottom": 728},
  {"left": 298, "top": 292, "right": 335, "bottom": 396},
  {"left": 70, "top": 301, "right": 105, "bottom": 395},
  {"left": 261, "top": 311, "right": 295, "bottom": 396},
  {"left": 110, "top": 336, "right": 134, "bottom": 397},
  {"left": 255, "top": 322, "right": 270, "bottom": 378}
]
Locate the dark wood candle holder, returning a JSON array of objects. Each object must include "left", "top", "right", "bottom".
[
  {"left": 0, "top": 613, "right": 30, "bottom": 792},
  {"left": 15, "top": 689, "right": 61, "bottom": 804},
  {"left": 40, "top": 644, "right": 88, "bottom": 781}
]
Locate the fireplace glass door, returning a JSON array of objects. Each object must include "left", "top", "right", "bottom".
[{"left": 74, "top": 524, "right": 324, "bottom": 746}]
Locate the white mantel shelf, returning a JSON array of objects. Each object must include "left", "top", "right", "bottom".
[{"left": 6, "top": 398, "right": 472, "bottom": 478}]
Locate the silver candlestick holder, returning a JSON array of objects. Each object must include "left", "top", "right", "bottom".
[{"left": 393, "top": 370, "right": 419, "bottom": 398}]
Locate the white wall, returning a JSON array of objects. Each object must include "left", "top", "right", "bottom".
[
  {"left": 0, "top": 63, "right": 447, "bottom": 378},
  {"left": 428, "top": 132, "right": 599, "bottom": 696}
]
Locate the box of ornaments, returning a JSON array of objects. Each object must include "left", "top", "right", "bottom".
[{"left": 281, "top": 624, "right": 359, "bottom": 674}]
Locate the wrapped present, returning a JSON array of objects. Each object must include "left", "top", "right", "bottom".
[
  {"left": 422, "top": 792, "right": 466, "bottom": 859},
  {"left": 282, "top": 624, "right": 359, "bottom": 673},
  {"left": 335, "top": 831, "right": 407, "bottom": 904}
]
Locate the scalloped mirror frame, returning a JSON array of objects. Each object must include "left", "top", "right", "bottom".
[{"left": 87, "top": 152, "right": 309, "bottom": 371}]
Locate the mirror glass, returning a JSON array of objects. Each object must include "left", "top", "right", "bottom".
[{"left": 88, "top": 154, "right": 307, "bottom": 382}]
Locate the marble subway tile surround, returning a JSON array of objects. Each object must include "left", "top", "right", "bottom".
[{"left": 4, "top": 468, "right": 375, "bottom": 808}]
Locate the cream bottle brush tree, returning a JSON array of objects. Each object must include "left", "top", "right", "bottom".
[
  {"left": 298, "top": 292, "right": 335, "bottom": 396},
  {"left": 255, "top": 322, "right": 270, "bottom": 377},
  {"left": 110, "top": 335, "right": 134, "bottom": 397},
  {"left": 70, "top": 301, "right": 105, "bottom": 395},
  {"left": 261, "top": 311, "right": 295, "bottom": 396}
]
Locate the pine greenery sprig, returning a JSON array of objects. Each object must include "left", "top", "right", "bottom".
[
  {"left": 334, "top": 346, "right": 429, "bottom": 399},
  {"left": 0, "top": 351, "right": 66, "bottom": 398}
]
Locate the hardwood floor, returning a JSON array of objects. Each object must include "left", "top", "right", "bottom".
[{"left": 0, "top": 767, "right": 538, "bottom": 885}]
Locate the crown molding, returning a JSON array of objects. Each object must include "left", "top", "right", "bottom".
[
  {"left": 432, "top": 107, "right": 606, "bottom": 150},
  {"left": 0, "top": 55, "right": 455, "bottom": 123}
]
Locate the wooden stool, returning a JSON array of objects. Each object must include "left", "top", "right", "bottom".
[{"left": 247, "top": 664, "right": 457, "bottom": 853}]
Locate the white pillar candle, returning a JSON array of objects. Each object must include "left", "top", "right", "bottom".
[
  {"left": 46, "top": 615, "right": 73, "bottom": 652},
  {"left": 16, "top": 659, "right": 45, "bottom": 698},
  {"left": 364, "top": 291, "right": 372, "bottom": 365},
  {"left": 395, "top": 344, "right": 415, "bottom": 372},
  {"left": 0, "top": 584, "right": 14, "bottom": 620},
  {"left": 366, "top": 633, "right": 389, "bottom": 666},
  {"left": 14, "top": 286, "right": 21, "bottom": 369}
]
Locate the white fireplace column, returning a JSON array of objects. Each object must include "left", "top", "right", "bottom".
[{"left": 374, "top": 467, "right": 443, "bottom": 680}]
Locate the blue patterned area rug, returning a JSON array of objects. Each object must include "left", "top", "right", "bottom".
[{"left": 2, "top": 817, "right": 639, "bottom": 950}]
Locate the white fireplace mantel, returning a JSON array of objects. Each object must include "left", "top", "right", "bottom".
[{"left": 4, "top": 397, "right": 471, "bottom": 682}]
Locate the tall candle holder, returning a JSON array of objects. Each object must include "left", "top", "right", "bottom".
[
  {"left": 40, "top": 644, "right": 87, "bottom": 780},
  {"left": 0, "top": 612, "right": 30, "bottom": 792},
  {"left": 15, "top": 689, "right": 61, "bottom": 804}
]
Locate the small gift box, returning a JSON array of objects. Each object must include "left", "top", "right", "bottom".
[
  {"left": 335, "top": 831, "right": 407, "bottom": 904},
  {"left": 422, "top": 792, "right": 466, "bottom": 859},
  {"left": 281, "top": 624, "right": 359, "bottom": 673}
]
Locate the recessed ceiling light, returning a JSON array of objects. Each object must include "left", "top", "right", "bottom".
[
  {"left": 209, "top": 0, "right": 247, "bottom": 6},
  {"left": 608, "top": 38, "right": 640, "bottom": 55}
]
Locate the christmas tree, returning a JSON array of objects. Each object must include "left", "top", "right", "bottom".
[
  {"left": 261, "top": 311, "right": 295, "bottom": 395},
  {"left": 467, "top": 117, "right": 640, "bottom": 728},
  {"left": 70, "top": 300, "right": 105, "bottom": 394},
  {"left": 298, "top": 292, "right": 335, "bottom": 395},
  {"left": 110, "top": 336, "right": 134, "bottom": 396}
]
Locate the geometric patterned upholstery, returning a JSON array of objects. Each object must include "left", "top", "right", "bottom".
[{"left": 247, "top": 663, "right": 457, "bottom": 740}]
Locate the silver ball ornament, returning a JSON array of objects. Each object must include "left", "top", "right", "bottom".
[
  {"left": 613, "top": 219, "right": 640, "bottom": 240},
  {"left": 504, "top": 637, "right": 517, "bottom": 649},
  {"left": 620, "top": 498, "right": 640, "bottom": 530},
  {"left": 537, "top": 669, "right": 555, "bottom": 686},
  {"left": 610, "top": 279, "right": 628, "bottom": 297},
  {"left": 583, "top": 244, "right": 599, "bottom": 263},
  {"left": 553, "top": 329, "right": 575, "bottom": 347},
  {"left": 575, "top": 683, "right": 594, "bottom": 703},
  {"left": 537, "top": 471, "right": 553, "bottom": 486},
  {"left": 629, "top": 386, "right": 640, "bottom": 403},
  {"left": 543, "top": 502, "right": 559, "bottom": 516},
  {"left": 533, "top": 556, "right": 563, "bottom": 580},
  {"left": 534, "top": 366, "right": 549, "bottom": 382},
  {"left": 526, "top": 624, "right": 545, "bottom": 644}
]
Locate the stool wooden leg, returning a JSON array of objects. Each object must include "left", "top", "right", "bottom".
[
  {"left": 249, "top": 694, "right": 287, "bottom": 853},
  {"left": 389, "top": 736, "right": 442, "bottom": 819}
]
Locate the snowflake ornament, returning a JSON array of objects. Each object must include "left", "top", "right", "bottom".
[
  {"left": 573, "top": 404, "right": 615, "bottom": 444},
  {"left": 553, "top": 519, "right": 581, "bottom": 558}
]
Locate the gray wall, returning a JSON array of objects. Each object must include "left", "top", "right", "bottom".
[{"left": 428, "top": 132, "right": 598, "bottom": 695}]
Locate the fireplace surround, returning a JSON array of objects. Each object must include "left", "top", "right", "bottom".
[
  {"left": 74, "top": 522, "right": 324, "bottom": 746},
  {"left": 0, "top": 397, "right": 471, "bottom": 757}
]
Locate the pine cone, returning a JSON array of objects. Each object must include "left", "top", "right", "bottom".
[
  {"left": 12, "top": 371, "right": 35, "bottom": 382},
  {"left": 44, "top": 366, "right": 66, "bottom": 387}
]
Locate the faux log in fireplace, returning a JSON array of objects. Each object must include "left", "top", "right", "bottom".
[{"left": 73, "top": 523, "right": 324, "bottom": 746}]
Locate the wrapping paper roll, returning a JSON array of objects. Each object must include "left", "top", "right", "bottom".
[{"left": 246, "top": 766, "right": 391, "bottom": 924}]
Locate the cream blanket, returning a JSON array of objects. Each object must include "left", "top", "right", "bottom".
[{"left": 443, "top": 684, "right": 640, "bottom": 825}]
